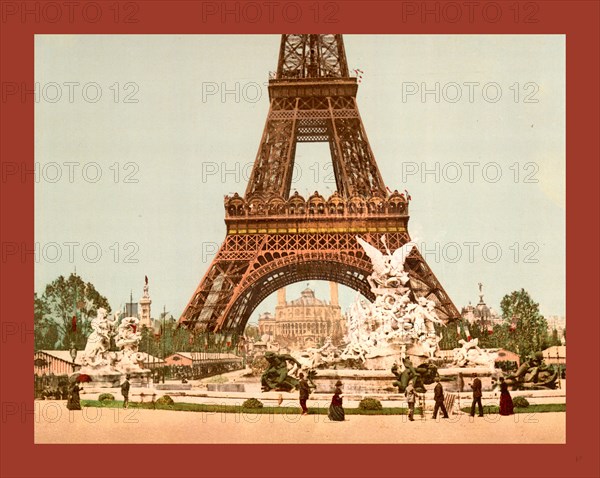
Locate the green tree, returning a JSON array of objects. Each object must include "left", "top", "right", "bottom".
[
  {"left": 549, "top": 328, "right": 562, "bottom": 347},
  {"left": 500, "top": 289, "right": 548, "bottom": 360},
  {"left": 467, "top": 320, "right": 511, "bottom": 349},
  {"left": 35, "top": 273, "right": 111, "bottom": 349},
  {"left": 34, "top": 293, "right": 59, "bottom": 350},
  {"left": 244, "top": 324, "right": 260, "bottom": 340},
  {"left": 436, "top": 322, "right": 460, "bottom": 350}
]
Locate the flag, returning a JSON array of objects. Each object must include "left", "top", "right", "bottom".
[
  {"left": 353, "top": 68, "right": 364, "bottom": 83},
  {"left": 404, "top": 189, "right": 412, "bottom": 201},
  {"left": 71, "top": 315, "right": 77, "bottom": 333},
  {"left": 464, "top": 325, "right": 471, "bottom": 341},
  {"left": 456, "top": 323, "right": 461, "bottom": 338},
  {"left": 145, "top": 275, "right": 148, "bottom": 285},
  {"left": 487, "top": 323, "right": 494, "bottom": 335}
]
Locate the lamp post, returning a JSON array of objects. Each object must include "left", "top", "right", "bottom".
[
  {"left": 556, "top": 347, "right": 562, "bottom": 389},
  {"left": 69, "top": 342, "right": 78, "bottom": 373}
]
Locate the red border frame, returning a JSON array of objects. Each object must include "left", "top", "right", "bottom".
[{"left": 1, "top": 1, "right": 599, "bottom": 477}]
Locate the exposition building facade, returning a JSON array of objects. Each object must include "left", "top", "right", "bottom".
[{"left": 257, "top": 283, "right": 346, "bottom": 350}]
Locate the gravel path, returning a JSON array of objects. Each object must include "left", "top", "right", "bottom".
[{"left": 35, "top": 401, "right": 565, "bottom": 444}]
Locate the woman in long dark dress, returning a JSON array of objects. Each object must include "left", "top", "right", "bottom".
[
  {"left": 66, "top": 382, "right": 83, "bottom": 410},
  {"left": 328, "top": 380, "right": 345, "bottom": 421},
  {"left": 499, "top": 377, "right": 514, "bottom": 416}
]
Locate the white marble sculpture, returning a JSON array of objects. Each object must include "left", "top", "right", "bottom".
[
  {"left": 80, "top": 308, "right": 147, "bottom": 375},
  {"left": 114, "top": 316, "right": 145, "bottom": 373},
  {"left": 81, "top": 308, "right": 120, "bottom": 371},
  {"left": 340, "top": 235, "right": 445, "bottom": 367},
  {"left": 452, "top": 338, "right": 497, "bottom": 369},
  {"left": 294, "top": 337, "right": 340, "bottom": 370}
]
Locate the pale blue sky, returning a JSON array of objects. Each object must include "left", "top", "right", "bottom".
[{"left": 35, "top": 34, "right": 565, "bottom": 322}]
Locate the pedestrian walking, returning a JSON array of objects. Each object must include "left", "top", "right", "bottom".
[
  {"left": 328, "top": 380, "right": 345, "bottom": 421},
  {"left": 66, "top": 381, "right": 82, "bottom": 411},
  {"left": 470, "top": 374, "right": 484, "bottom": 417},
  {"left": 121, "top": 375, "right": 131, "bottom": 409},
  {"left": 499, "top": 377, "right": 514, "bottom": 416},
  {"left": 432, "top": 376, "right": 449, "bottom": 419},
  {"left": 405, "top": 381, "right": 416, "bottom": 421},
  {"left": 298, "top": 373, "right": 311, "bottom": 415}
]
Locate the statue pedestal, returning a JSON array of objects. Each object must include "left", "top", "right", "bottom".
[
  {"left": 363, "top": 342, "right": 426, "bottom": 371},
  {"left": 363, "top": 354, "right": 398, "bottom": 371},
  {"left": 313, "top": 369, "right": 396, "bottom": 394},
  {"left": 437, "top": 366, "right": 499, "bottom": 392},
  {"left": 126, "top": 370, "right": 151, "bottom": 388},
  {"left": 79, "top": 371, "right": 122, "bottom": 389}
]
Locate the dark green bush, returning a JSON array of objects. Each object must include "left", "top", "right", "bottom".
[
  {"left": 98, "top": 393, "right": 115, "bottom": 402},
  {"left": 512, "top": 396, "right": 530, "bottom": 408},
  {"left": 156, "top": 395, "right": 175, "bottom": 406},
  {"left": 358, "top": 398, "right": 383, "bottom": 410},
  {"left": 242, "top": 398, "right": 264, "bottom": 409}
]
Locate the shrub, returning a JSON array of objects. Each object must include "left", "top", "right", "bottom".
[
  {"left": 98, "top": 393, "right": 115, "bottom": 402},
  {"left": 512, "top": 396, "right": 530, "bottom": 408},
  {"left": 250, "top": 356, "right": 269, "bottom": 377},
  {"left": 156, "top": 395, "right": 175, "bottom": 406},
  {"left": 242, "top": 398, "right": 264, "bottom": 409},
  {"left": 358, "top": 398, "right": 383, "bottom": 411}
]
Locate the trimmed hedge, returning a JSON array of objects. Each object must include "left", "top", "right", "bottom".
[
  {"left": 512, "top": 396, "right": 530, "bottom": 408},
  {"left": 358, "top": 398, "right": 383, "bottom": 411},
  {"left": 242, "top": 398, "right": 264, "bottom": 409},
  {"left": 98, "top": 393, "right": 115, "bottom": 402},
  {"left": 156, "top": 395, "right": 175, "bottom": 406}
]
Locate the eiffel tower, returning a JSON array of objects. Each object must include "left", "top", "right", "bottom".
[{"left": 179, "top": 34, "right": 460, "bottom": 333}]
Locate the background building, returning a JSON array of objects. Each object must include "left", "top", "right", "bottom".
[
  {"left": 257, "top": 282, "right": 346, "bottom": 350},
  {"left": 542, "top": 345, "right": 566, "bottom": 365},
  {"left": 461, "top": 283, "right": 502, "bottom": 327}
]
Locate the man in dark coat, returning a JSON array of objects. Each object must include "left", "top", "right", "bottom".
[
  {"left": 470, "top": 374, "right": 484, "bottom": 417},
  {"left": 432, "top": 376, "right": 449, "bottom": 419},
  {"left": 298, "top": 373, "right": 311, "bottom": 415},
  {"left": 121, "top": 375, "right": 131, "bottom": 409}
]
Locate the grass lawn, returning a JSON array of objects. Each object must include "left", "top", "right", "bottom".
[
  {"left": 460, "top": 404, "right": 566, "bottom": 414},
  {"left": 82, "top": 400, "right": 421, "bottom": 415},
  {"left": 82, "top": 400, "right": 565, "bottom": 415}
]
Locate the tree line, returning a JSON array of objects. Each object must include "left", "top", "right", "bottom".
[{"left": 35, "top": 274, "right": 563, "bottom": 361}]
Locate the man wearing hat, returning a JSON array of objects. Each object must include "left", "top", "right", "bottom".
[
  {"left": 297, "top": 373, "right": 311, "bottom": 415},
  {"left": 121, "top": 375, "right": 131, "bottom": 409},
  {"left": 433, "top": 375, "right": 449, "bottom": 419},
  {"left": 470, "top": 373, "right": 484, "bottom": 417}
]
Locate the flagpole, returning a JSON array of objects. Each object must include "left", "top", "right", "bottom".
[
  {"left": 162, "top": 305, "right": 166, "bottom": 384},
  {"left": 69, "top": 269, "right": 78, "bottom": 371}
]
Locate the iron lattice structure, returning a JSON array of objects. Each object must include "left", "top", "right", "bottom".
[{"left": 179, "top": 34, "right": 460, "bottom": 334}]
